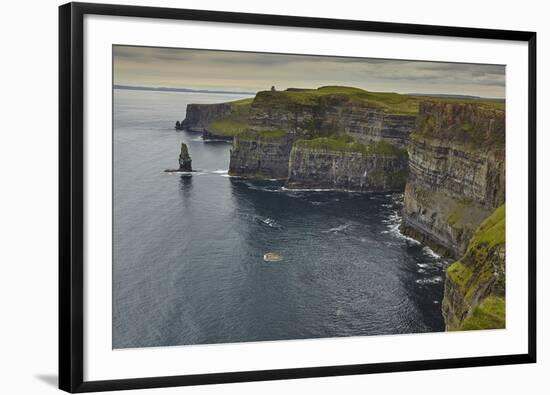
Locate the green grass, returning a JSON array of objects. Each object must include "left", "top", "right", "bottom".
[
  {"left": 295, "top": 135, "right": 408, "bottom": 157},
  {"left": 208, "top": 118, "right": 250, "bottom": 137},
  {"left": 411, "top": 105, "right": 505, "bottom": 148},
  {"left": 229, "top": 97, "right": 254, "bottom": 108},
  {"left": 274, "top": 86, "right": 420, "bottom": 115},
  {"left": 255, "top": 86, "right": 505, "bottom": 116},
  {"left": 446, "top": 261, "right": 474, "bottom": 294},
  {"left": 447, "top": 204, "right": 505, "bottom": 296},
  {"left": 207, "top": 98, "right": 254, "bottom": 137},
  {"left": 239, "top": 129, "right": 288, "bottom": 140},
  {"left": 470, "top": 204, "right": 505, "bottom": 250},
  {"left": 410, "top": 95, "right": 505, "bottom": 111},
  {"left": 445, "top": 204, "right": 506, "bottom": 330},
  {"left": 461, "top": 296, "right": 505, "bottom": 330}
]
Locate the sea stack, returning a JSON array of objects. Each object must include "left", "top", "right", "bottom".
[{"left": 178, "top": 143, "right": 192, "bottom": 171}]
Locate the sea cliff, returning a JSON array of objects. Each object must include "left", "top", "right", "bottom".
[
  {"left": 179, "top": 102, "right": 233, "bottom": 133},
  {"left": 180, "top": 86, "right": 418, "bottom": 190},
  {"left": 401, "top": 101, "right": 505, "bottom": 258},
  {"left": 177, "top": 87, "right": 507, "bottom": 332},
  {"left": 247, "top": 89, "right": 416, "bottom": 147},
  {"left": 287, "top": 138, "right": 408, "bottom": 191},
  {"left": 228, "top": 131, "right": 293, "bottom": 180}
]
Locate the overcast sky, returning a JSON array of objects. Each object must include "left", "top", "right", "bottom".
[{"left": 113, "top": 46, "right": 505, "bottom": 98}]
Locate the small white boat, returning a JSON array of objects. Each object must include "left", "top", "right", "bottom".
[{"left": 263, "top": 252, "right": 282, "bottom": 262}]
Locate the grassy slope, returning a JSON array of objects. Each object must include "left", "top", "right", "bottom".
[
  {"left": 446, "top": 204, "right": 506, "bottom": 330},
  {"left": 207, "top": 98, "right": 253, "bottom": 137},
  {"left": 279, "top": 86, "right": 504, "bottom": 115},
  {"left": 294, "top": 135, "right": 407, "bottom": 157}
]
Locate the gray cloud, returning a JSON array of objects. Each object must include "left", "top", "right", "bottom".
[{"left": 113, "top": 45, "right": 505, "bottom": 98}]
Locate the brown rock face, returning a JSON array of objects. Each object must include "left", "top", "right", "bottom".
[
  {"left": 228, "top": 136, "right": 293, "bottom": 180},
  {"left": 401, "top": 101, "right": 505, "bottom": 258},
  {"left": 286, "top": 147, "right": 408, "bottom": 192}
]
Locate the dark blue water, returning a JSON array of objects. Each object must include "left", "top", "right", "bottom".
[{"left": 113, "top": 89, "right": 446, "bottom": 349}]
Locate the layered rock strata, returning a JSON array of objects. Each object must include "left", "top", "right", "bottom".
[
  {"left": 401, "top": 101, "right": 505, "bottom": 258},
  {"left": 286, "top": 143, "right": 408, "bottom": 192},
  {"left": 247, "top": 90, "right": 416, "bottom": 148},
  {"left": 228, "top": 135, "right": 294, "bottom": 180}
]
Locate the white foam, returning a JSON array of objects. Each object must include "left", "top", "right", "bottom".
[
  {"left": 422, "top": 246, "right": 442, "bottom": 259},
  {"left": 415, "top": 276, "right": 443, "bottom": 285},
  {"left": 417, "top": 263, "right": 429, "bottom": 268},
  {"left": 323, "top": 223, "right": 351, "bottom": 233}
]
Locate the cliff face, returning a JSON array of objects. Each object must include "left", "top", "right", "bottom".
[
  {"left": 180, "top": 103, "right": 233, "bottom": 133},
  {"left": 229, "top": 134, "right": 293, "bottom": 180},
  {"left": 402, "top": 101, "right": 505, "bottom": 258},
  {"left": 287, "top": 142, "right": 408, "bottom": 191},
  {"left": 248, "top": 90, "right": 416, "bottom": 147},
  {"left": 225, "top": 88, "right": 419, "bottom": 184},
  {"left": 442, "top": 205, "right": 505, "bottom": 330}
]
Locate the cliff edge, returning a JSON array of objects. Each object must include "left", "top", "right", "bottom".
[{"left": 401, "top": 101, "right": 505, "bottom": 258}]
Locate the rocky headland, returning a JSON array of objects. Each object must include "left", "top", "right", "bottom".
[{"left": 176, "top": 86, "right": 506, "bottom": 330}]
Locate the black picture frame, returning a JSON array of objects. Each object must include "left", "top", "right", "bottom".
[{"left": 59, "top": 2, "right": 537, "bottom": 392}]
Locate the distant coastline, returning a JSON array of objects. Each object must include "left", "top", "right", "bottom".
[{"left": 113, "top": 84, "right": 255, "bottom": 95}]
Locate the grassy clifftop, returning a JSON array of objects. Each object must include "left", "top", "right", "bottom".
[
  {"left": 260, "top": 86, "right": 420, "bottom": 115},
  {"left": 443, "top": 204, "right": 506, "bottom": 331},
  {"left": 411, "top": 100, "right": 505, "bottom": 148},
  {"left": 294, "top": 135, "right": 407, "bottom": 157},
  {"left": 206, "top": 86, "right": 504, "bottom": 140},
  {"left": 254, "top": 86, "right": 504, "bottom": 116},
  {"left": 207, "top": 98, "right": 253, "bottom": 137}
]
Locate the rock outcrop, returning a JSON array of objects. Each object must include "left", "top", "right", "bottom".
[
  {"left": 401, "top": 101, "right": 505, "bottom": 258},
  {"left": 442, "top": 204, "right": 505, "bottom": 330},
  {"left": 164, "top": 143, "right": 192, "bottom": 173},
  {"left": 178, "top": 143, "right": 192, "bottom": 171}
]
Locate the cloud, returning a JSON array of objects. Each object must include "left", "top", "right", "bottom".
[{"left": 113, "top": 45, "right": 505, "bottom": 97}]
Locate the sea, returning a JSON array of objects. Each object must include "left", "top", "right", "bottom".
[{"left": 113, "top": 89, "right": 446, "bottom": 349}]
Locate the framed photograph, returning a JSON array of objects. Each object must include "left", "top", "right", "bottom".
[{"left": 59, "top": 2, "right": 536, "bottom": 392}]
